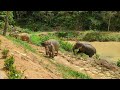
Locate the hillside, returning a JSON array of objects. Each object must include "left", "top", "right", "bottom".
[{"left": 0, "top": 34, "right": 120, "bottom": 79}]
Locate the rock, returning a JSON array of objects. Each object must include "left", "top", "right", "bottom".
[
  {"left": 99, "top": 73, "right": 105, "bottom": 77},
  {"left": 79, "top": 68, "right": 85, "bottom": 71},
  {"left": 109, "top": 71, "right": 116, "bottom": 75},
  {"left": 95, "top": 59, "right": 118, "bottom": 71},
  {"left": 84, "top": 68, "right": 89, "bottom": 71},
  {"left": 91, "top": 70, "right": 98, "bottom": 74},
  {"left": 96, "top": 65, "right": 102, "bottom": 70},
  {"left": 105, "top": 72, "right": 111, "bottom": 77}
]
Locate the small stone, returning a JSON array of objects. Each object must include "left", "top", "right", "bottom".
[
  {"left": 96, "top": 66, "right": 102, "bottom": 70},
  {"left": 105, "top": 72, "right": 111, "bottom": 77},
  {"left": 99, "top": 73, "right": 105, "bottom": 76},
  {"left": 84, "top": 68, "right": 89, "bottom": 71},
  {"left": 79, "top": 68, "right": 85, "bottom": 71},
  {"left": 92, "top": 71, "right": 98, "bottom": 74}
]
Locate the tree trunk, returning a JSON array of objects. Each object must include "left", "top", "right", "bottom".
[
  {"left": 3, "top": 11, "right": 9, "bottom": 36},
  {"left": 108, "top": 16, "right": 111, "bottom": 31}
]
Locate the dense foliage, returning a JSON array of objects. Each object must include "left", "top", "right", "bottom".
[
  {"left": 1, "top": 11, "right": 120, "bottom": 33},
  {"left": 12, "top": 11, "right": 120, "bottom": 31}
]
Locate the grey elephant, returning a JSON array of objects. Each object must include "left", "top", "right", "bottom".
[
  {"left": 73, "top": 42, "right": 96, "bottom": 57},
  {"left": 41, "top": 39, "right": 60, "bottom": 56}
]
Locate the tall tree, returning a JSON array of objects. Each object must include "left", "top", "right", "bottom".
[
  {"left": 3, "top": 11, "right": 9, "bottom": 36},
  {"left": 101, "top": 11, "right": 117, "bottom": 31}
]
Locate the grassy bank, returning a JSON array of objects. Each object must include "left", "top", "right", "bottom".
[{"left": 54, "top": 30, "right": 120, "bottom": 42}]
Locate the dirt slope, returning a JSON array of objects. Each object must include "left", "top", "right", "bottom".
[{"left": 0, "top": 35, "right": 62, "bottom": 79}]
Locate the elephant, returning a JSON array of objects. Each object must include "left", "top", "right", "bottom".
[
  {"left": 45, "top": 42, "right": 55, "bottom": 58},
  {"left": 73, "top": 42, "right": 96, "bottom": 57},
  {"left": 41, "top": 39, "right": 60, "bottom": 56}
]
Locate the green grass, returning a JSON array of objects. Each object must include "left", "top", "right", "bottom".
[
  {"left": 6, "top": 36, "right": 36, "bottom": 53},
  {"left": 30, "top": 35, "right": 41, "bottom": 45},
  {"left": 30, "top": 33, "right": 59, "bottom": 46},
  {"left": 59, "top": 40, "right": 73, "bottom": 52},
  {"left": 56, "top": 63, "right": 91, "bottom": 79}
]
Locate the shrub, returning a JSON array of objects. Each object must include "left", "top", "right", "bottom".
[
  {"left": 82, "top": 31, "right": 119, "bottom": 42},
  {"left": 56, "top": 32, "right": 68, "bottom": 38},
  {"left": 8, "top": 68, "right": 23, "bottom": 79},
  {"left": 117, "top": 59, "right": 120, "bottom": 67},
  {"left": 59, "top": 41, "right": 73, "bottom": 52},
  {"left": 4, "top": 56, "right": 14, "bottom": 71},
  {"left": 2, "top": 49, "right": 9, "bottom": 58},
  {"left": 55, "top": 31, "right": 79, "bottom": 40},
  {"left": 83, "top": 31, "right": 102, "bottom": 41},
  {"left": 4, "top": 56, "right": 23, "bottom": 79}
]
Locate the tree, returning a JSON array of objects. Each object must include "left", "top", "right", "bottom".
[
  {"left": 101, "top": 11, "right": 117, "bottom": 31},
  {"left": 3, "top": 11, "right": 9, "bottom": 36}
]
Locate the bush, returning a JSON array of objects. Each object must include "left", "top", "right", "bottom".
[
  {"left": 56, "top": 32, "right": 68, "bottom": 38},
  {"left": 59, "top": 41, "right": 73, "bottom": 52},
  {"left": 4, "top": 56, "right": 14, "bottom": 71},
  {"left": 8, "top": 67, "right": 23, "bottom": 79},
  {"left": 55, "top": 31, "right": 79, "bottom": 39},
  {"left": 4, "top": 56, "right": 23, "bottom": 79},
  {"left": 83, "top": 31, "right": 102, "bottom": 41},
  {"left": 117, "top": 59, "right": 120, "bottom": 67},
  {"left": 2, "top": 49, "right": 9, "bottom": 58},
  {"left": 82, "top": 31, "right": 118, "bottom": 42}
]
